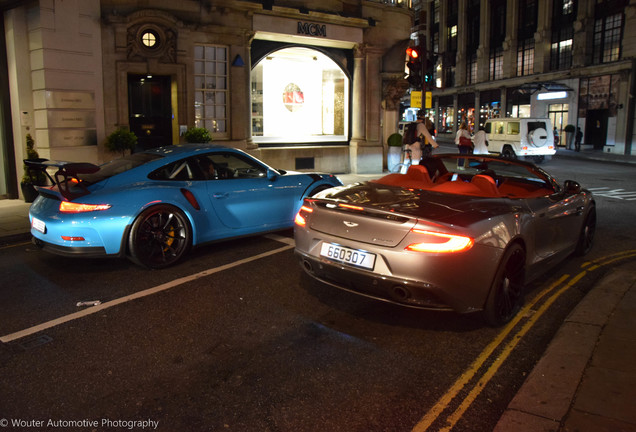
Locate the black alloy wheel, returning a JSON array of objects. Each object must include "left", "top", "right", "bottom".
[
  {"left": 501, "top": 146, "right": 516, "bottom": 159},
  {"left": 574, "top": 206, "right": 596, "bottom": 256},
  {"left": 128, "top": 204, "right": 192, "bottom": 269},
  {"left": 483, "top": 243, "right": 526, "bottom": 326}
]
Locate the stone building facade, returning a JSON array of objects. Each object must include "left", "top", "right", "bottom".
[
  {"left": 417, "top": 0, "right": 635, "bottom": 155},
  {"left": 1, "top": 0, "right": 413, "bottom": 200}
]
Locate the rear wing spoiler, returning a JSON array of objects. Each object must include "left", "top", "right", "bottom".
[{"left": 24, "top": 159, "right": 99, "bottom": 200}]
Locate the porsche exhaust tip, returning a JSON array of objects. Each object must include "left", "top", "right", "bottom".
[{"left": 391, "top": 285, "right": 411, "bottom": 302}]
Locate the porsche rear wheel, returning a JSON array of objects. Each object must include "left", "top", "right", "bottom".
[
  {"left": 483, "top": 243, "right": 526, "bottom": 326},
  {"left": 128, "top": 205, "right": 192, "bottom": 269}
]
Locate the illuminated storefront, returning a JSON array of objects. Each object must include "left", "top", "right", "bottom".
[
  {"left": 437, "top": 96, "right": 454, "bottom": 135},
  {"left": 251, "top": 47, "right": 349, "bottom": 145}
]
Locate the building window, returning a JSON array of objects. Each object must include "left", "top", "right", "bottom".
[
  {"left": 489, "top": 48, "right": 503, "bottom": 80},
  {"left": 593, "top": 12, "right": 623, "bottom": 64},
  {"left": 551, "top": 0, "right": 575, "bottom": 70},
  {"left": 467, "top": 54, "right": 477, "bottom": 84},
  {"left": 517, "top": 40, "right": 534, "bottom": 76},
  {"left": 194, "top": 45, "right": 229, "bottom": 134},
  {"left": 141, "top": 31, "right": 158, "bottom": 48},
  {"left": 550, "top": 32, "right": 573, "bottom": 70},
  {"left": 444, "top": 65, "right": 455, "bottom": 88},
  {"left": 433, "top": 0, "right": 440, "bottom": 24},
  {"left": 447, "top": 25, "right": 458, "bottom": 51}
]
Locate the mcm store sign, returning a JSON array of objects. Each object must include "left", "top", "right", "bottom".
[
  {"left": 253, "top": 14, "right": 362, "bottom": 47},
  {"left": 297, "top": 21, "right": 326, "bottom": 38}
]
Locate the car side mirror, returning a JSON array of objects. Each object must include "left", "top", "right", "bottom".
[
  {"left": 267, "top": 169, "right": 278, "bottom": 181},
  {"left": 563, "top": 180, "right": 581, "bottom": 194}
]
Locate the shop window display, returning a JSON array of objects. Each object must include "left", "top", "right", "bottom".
[{"left": 251, "top": 47, "right": 349, "bottom": 144}]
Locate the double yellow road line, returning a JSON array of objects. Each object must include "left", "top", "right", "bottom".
[{"left": 413, "top": 249, "right": 636, "bottom": 432}]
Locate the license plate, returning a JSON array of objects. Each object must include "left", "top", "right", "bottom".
[
  {"left": 32, "top": 217, "right": 46, "bottom": 234},
  {"left": 320, "top": 242, "right": 376, "bottom": 270}
]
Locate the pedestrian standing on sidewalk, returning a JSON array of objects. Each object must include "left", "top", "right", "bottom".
[
  {"left": 575, "top": 127, "right": 583, "bottom": 152},
  {"left": 472, "top": 127, "right": 489, "bottom": 155},
  {"left": 455, "top": 122, "right": 473, "bottom": 168}
]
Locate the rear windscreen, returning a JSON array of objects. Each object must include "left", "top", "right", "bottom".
[{"left": 79, "top": 153, "right": 163, "bottom": 184}]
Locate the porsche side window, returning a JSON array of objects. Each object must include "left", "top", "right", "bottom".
[
  {"left": 149, "top": 160, "right": 195, "bottom": 181},
  {"left": 208, "top": 153, "right": 267, "bottom": 179}
]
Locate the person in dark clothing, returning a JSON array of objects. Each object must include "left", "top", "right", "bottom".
[{"left": 575, "top": 127, "right": 583, "bottom": 152}]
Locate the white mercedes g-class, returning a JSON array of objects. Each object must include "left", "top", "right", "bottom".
[{"left": 483, "top": 118, "right": 556, "bottom": 162}]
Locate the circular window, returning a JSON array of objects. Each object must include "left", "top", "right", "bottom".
[{"left": 141, "top": 30, "right": 159, "bottom": 48}]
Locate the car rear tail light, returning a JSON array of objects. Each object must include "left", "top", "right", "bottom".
[
  {"left": 294, "top": 205, "right": 313, "bottom": 227},
  {"left": 59, "top": 202, "right": 111, "bottom": 213},
  {"left": 405, "top": 229, "right": 474, "bottom": 253}
]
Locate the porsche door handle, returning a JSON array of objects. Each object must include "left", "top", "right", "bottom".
[{"left": 213, "top": 192, "right": 229, "bottom": 199}]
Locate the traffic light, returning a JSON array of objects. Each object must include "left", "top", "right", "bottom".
[{"left": 406, "top": 46, "right": 422, "bottom": 88}]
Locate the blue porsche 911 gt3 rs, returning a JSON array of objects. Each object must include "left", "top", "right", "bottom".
[{"left": 27, "top": 144, "right": 342, "bottom": 268}]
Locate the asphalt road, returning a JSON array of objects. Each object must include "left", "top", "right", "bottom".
[{"left": 0, "top": 156, "right": 634, "bottom": 432}]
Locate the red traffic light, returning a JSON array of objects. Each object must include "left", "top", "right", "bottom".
[{"left": 406, "top": 47, "right": 420, "bottom": 59}]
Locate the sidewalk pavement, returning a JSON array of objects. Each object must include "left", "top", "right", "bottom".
[{"left": 2, "top": 147, "right": 636, "bottom": 431}]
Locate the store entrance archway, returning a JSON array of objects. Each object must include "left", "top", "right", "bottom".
[{"left": 250, "top": 47, "right": 349, "bottom": 146}]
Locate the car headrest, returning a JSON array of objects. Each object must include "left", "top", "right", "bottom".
[{"left": 471, "top": 174, "right": 499, "bottom": 196}]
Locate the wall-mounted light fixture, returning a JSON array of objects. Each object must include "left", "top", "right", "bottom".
[{"left": 537, "top": 91, "right": 567, "bottom": 100}]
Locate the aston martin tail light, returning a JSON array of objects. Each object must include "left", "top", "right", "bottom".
[
  {"left": 59, "top": 202, "right": 112, "bottom": 213},
  {"left": 405, "top": 229, "right": 474, "bottom": 253},
  {"left": 294, "top": 205, "right": 313, "bottom": 227}
]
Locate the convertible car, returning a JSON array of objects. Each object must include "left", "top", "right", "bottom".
[
  {"left": 27, "top": 144, "right": 341, "bottom": 268},
  {"left": 294, "top": 154, "right": 596, "bottom": 326}
]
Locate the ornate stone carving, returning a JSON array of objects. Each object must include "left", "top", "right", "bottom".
[
  {"left": 127, "top": 23, "right": 177, "bottom": 63},
  {"left": 383, "top": 78, "right": 410, "bottom": 110}
]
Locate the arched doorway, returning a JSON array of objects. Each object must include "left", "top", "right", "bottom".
[{"left": 250, "top": 47, "right": 349, "bottom": 145}]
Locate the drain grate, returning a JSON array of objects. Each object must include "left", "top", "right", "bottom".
[{"left": 16, "top": 334, "right": 53, "bottom": 350}]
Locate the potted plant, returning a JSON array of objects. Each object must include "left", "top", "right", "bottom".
[
  {"left": 184, "top": 127, "right": 212, "bottom": 143},
  {"left": 387, "top": 132, "right": 403, "bottom": 172},
  {"left": 21, "top": 134, "right": 48, "bottom": 203},
  {"left": 105, "top": 127, "right": 137, "bottom": 157}
]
